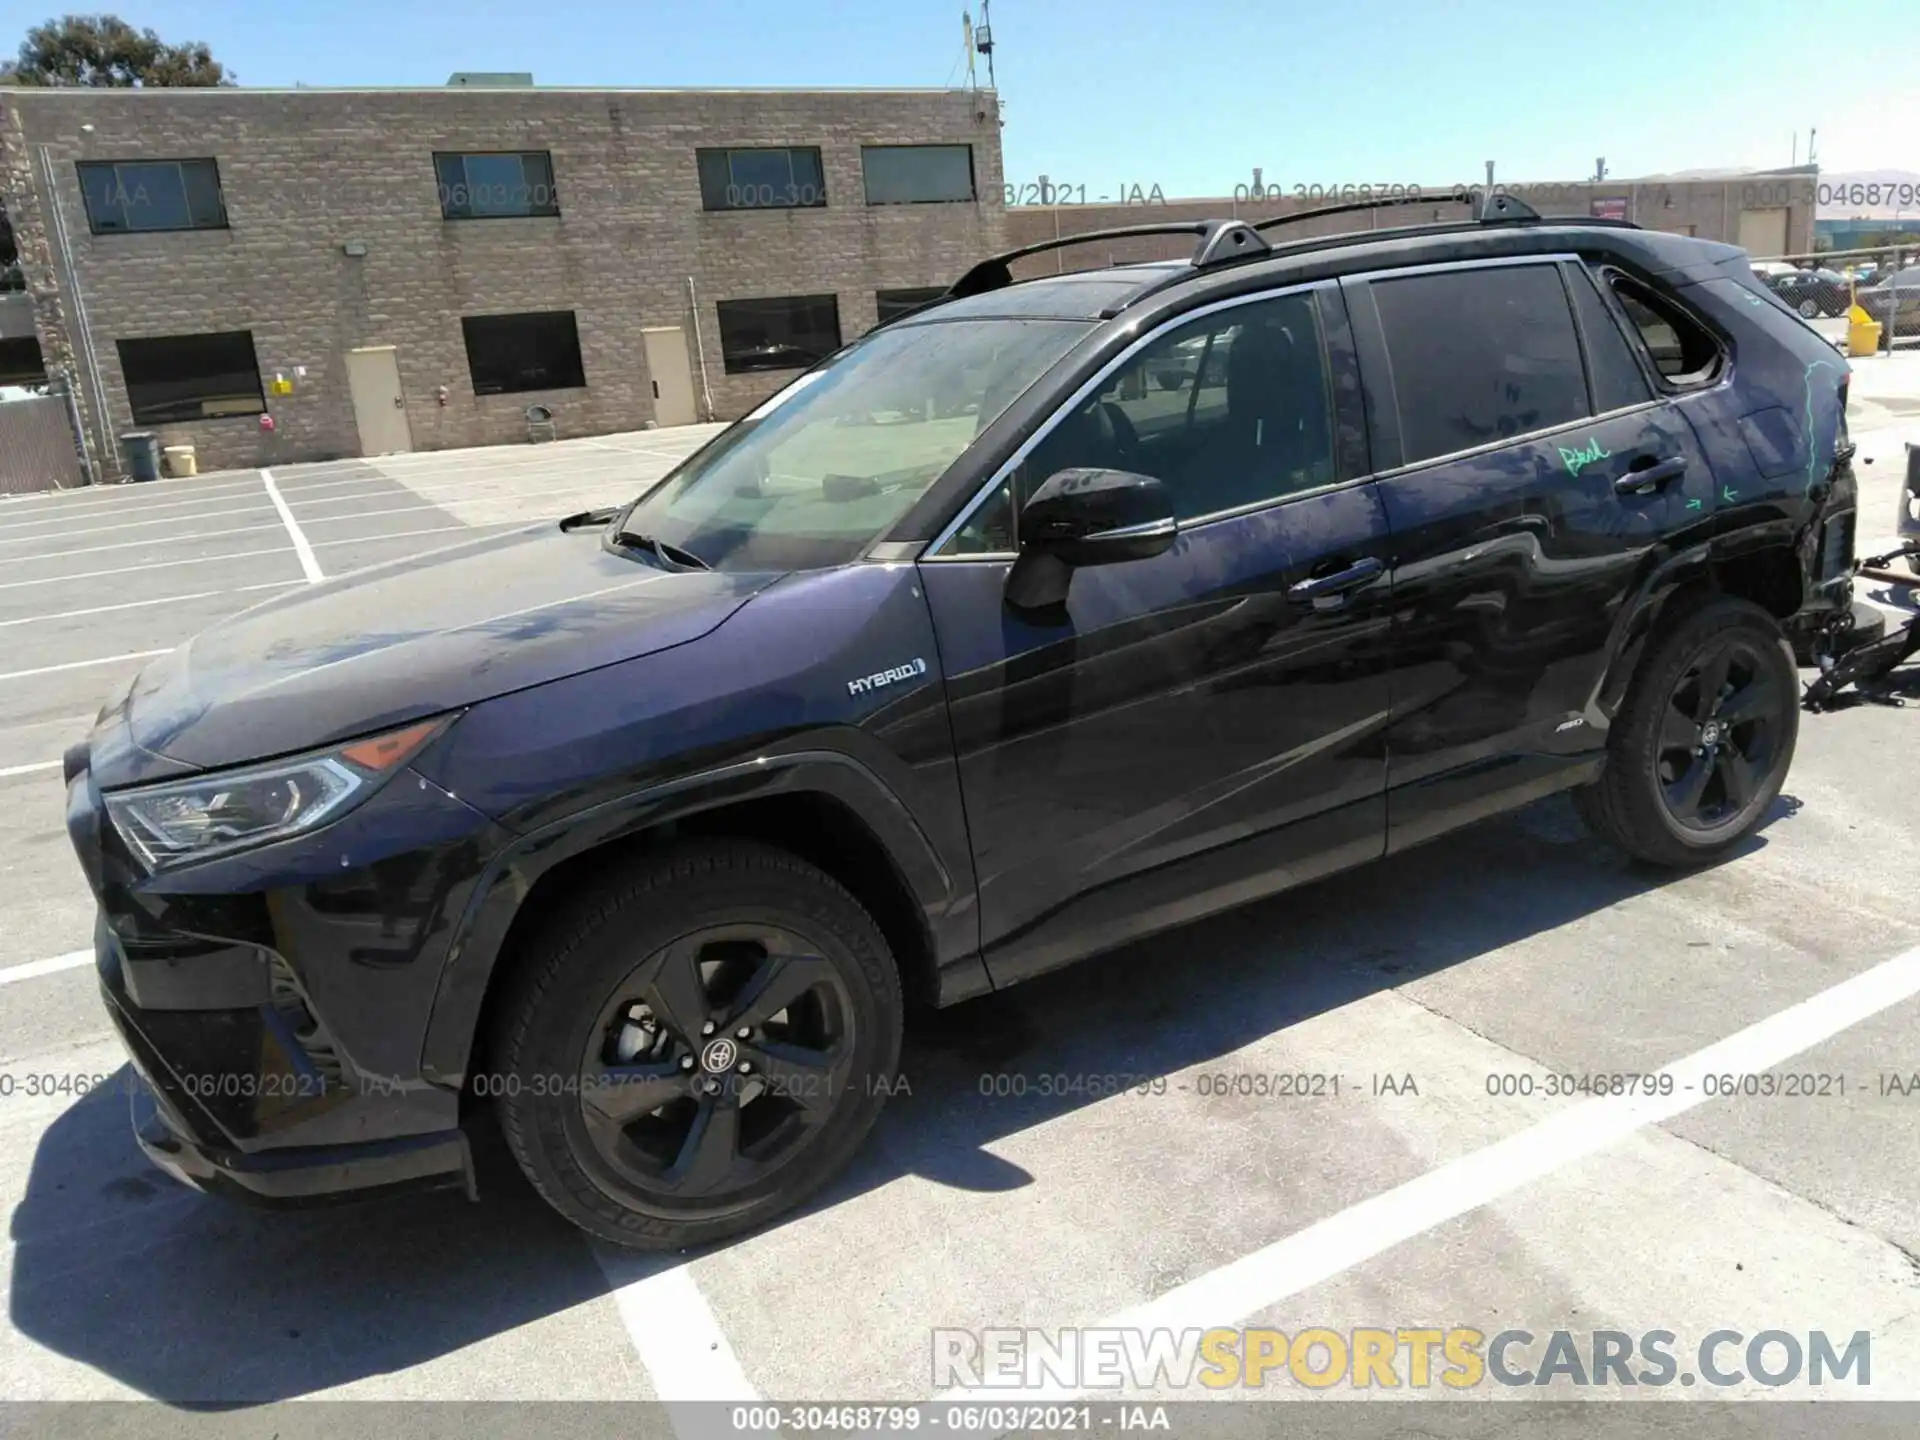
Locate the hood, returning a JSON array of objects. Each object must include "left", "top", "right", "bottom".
[{"left": 124, "top": 521, "right": 783, "bottom": 770}]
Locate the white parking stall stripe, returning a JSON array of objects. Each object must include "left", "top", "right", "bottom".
[
  {"left": 0, "top": 519, "right": 288, "bottom": 563},
  {"left": 0, "top": 649, "right": 171, "bottom": 684},
  {"left": 248, "top": 474, "right": 399, "bottom": 499},
  {"left": 0, "top": 499, "right": 277, "bottom": 539},
  {"left": 0, "top": 547, "right": 294, "bottom": 591},
  {"left": 261, "top": 469, "right": 324, "bottom": 584},
  {"left": 941, "top": 942, "right": 1920, "bottom": 1403},
  {"left": 310, "top": 521, "right": 524, "bottom": 549},
  {"left": 297, "top": 502, "right": 445, "bottom": 526},
  {"left": 0, "top": 950, "right": 92, "bottom": 985},
  {"left": 0, "top": 759, "right": 62, "bottom": 780},
  {"left": 0, "top": 590, "right": 225, "bottom": 627},
  {"left": 597, "top": 1252, "right": 761, "bottom": 1407},
  {"left": 0, "top": 476, "right": 268, "bottom": 515}
]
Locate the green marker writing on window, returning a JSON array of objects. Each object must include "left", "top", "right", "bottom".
[{"left": 1557, "top": 437, "right": 1610, "bottom": 478}]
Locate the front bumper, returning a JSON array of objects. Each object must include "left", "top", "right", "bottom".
[{"left": 100, "top": 931, "right": 473, "bottom": 1208}]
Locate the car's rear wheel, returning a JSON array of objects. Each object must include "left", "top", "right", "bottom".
[
  {"left": 492, "top": 841, "right": 903, "bottom": 1249},
  {"left": 1573, "top": 597, "right": 1798, "bottom": 867},
  {"left": 1798, "top": 297, "right": 1820, "bottom": 318}
]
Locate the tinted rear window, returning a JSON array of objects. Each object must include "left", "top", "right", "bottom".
[{"left": 1372, "top": 264, "right": 1589, "bottom": 465}]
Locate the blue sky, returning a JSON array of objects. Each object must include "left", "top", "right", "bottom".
[{"left": 3, "top": 0, "right": 1914, "bottom": 193}]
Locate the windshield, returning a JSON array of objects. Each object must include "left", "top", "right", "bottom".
[{"left": 617, "top": 317, "right": 1092, "bottom": 571}]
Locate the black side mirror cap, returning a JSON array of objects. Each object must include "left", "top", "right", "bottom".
[
  {"left": 1005, "top": 467, "right": 1178, "bottom": 614},
  {"left": 1022, "top": 467, "right": 1178, "bottom": 568}
]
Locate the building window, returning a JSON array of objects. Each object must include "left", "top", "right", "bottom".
[
  {"left": 117, "top": 331, "right": 264, "bottom": 423},
  {"left": 434, "top": 152, "right": 560, "bottom": 219},
  {"left": 861, "top": 145, "right": 975, "bottom": 205},
  {"left": 77, "top": 160, "right": 226, "bottom": 234},
  {"left": 716, "top": 295, "right": 843, "bottom": 373},
  {"left": 460, "top": 311, "right": 587, "bottom": 394},
  {"left": 697, "top": 147, "right": 826, "bottom": 211},
  {"left": 875, "top": 287, "right": 948, "bottom": 324}
]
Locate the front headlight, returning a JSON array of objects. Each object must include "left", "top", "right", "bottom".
[{"left": 105, "top": 718, "right": 447, "bottom": 873}]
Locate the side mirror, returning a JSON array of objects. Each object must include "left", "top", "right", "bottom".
[
  {"left": 1022, "top": 467, "right": 1177, "bottom": 566},
  {"left": 1005, "top": 467, "right": 1177, "bottom": 613}
]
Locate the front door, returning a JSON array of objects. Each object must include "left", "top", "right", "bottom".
[
  {"left": 1345, "top": 257, "right": 1714, "bottom": 848},
  {"left": 642, "top": 326, "right": 699, "bottom": 427},
  {"left": 918, "top": 284, "right": 1395, "bottom": 987},
  {"left": 345, "top": 346, "right": 413, "bottom": 456}
]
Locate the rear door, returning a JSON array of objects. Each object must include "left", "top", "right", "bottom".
[
  {"left": 1344, "top": 256, "right": 1714, "bottom": 849},
  {"left": 917, "top": 282, "right": 1395, "bottom": 986}
]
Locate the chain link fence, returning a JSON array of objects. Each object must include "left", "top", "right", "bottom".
[{"left": 1749, "top": 243, "right": 1917, "bottom": 352}]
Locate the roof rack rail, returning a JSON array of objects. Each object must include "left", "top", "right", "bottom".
[
  {"left": 944, "top": 218, "right": 1269, "bottom": 299},
  {"left": 1249, "top": 186, "right": 1545, "bottom": 234}
]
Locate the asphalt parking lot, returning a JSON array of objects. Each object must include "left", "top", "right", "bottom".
[{"left": 0, "top": 393, "right": 1918, "bottom": 1419}]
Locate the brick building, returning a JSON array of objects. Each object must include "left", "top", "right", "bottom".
[
  {"left": 0, "top": 82, "right": 1006, "bottom": 475},
  {"left": 1001, "top": 168, "right": 1820, "bottom": 279}
]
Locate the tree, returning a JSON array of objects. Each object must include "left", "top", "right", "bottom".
[{"left": 0, "top": 14, "right": 232, "bottom": 87}]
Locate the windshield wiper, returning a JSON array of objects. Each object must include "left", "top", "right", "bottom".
[
  {"left": 558, "top": 506, "right": 621, "bottom": 531},
  {"left": 609, "top": 529, "right": 711, "bottom": 571}
]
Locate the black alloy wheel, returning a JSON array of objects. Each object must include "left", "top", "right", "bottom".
[
  {"left": 1653, "top": 635, "right": 1789, "bottom": 832},
  {"left": 493, "top": 842, "right": 903, "bottom": 1249},
  {"left": 576, "top": 923, "right": 856, "bottom": 1204}
]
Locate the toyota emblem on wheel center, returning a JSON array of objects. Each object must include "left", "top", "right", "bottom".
[{"left": 700, "top": 1037, "right": 739, "bottom": 1073}]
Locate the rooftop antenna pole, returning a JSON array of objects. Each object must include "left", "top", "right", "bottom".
[
  {"left": 962, "top": 11, "right": 977, "bottom": 89},
  {"left": 975, "top": 0, "right": 996, "bottom": 90}
]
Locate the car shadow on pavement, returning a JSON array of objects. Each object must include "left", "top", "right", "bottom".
[{"left": 8, "top": 792, "right": 1788, "bottom": 1403}]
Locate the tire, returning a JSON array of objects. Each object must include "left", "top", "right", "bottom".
[
  {"left": 1572, "top": 597, "right": 1798, "bottom": 868},
  {"left": 1798, "top": 297, "right": 1820, "bottom": 318},
  {"left": 491, "top": 841, "right": 903, "bottom": 1249}
]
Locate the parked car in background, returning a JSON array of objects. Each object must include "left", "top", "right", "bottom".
[
  {"left": 1770, "top": 267, "right": 1853, "bottom": 318},
  {"left": 1855, "top": 265, "right": 1920, "bottom": 337}
]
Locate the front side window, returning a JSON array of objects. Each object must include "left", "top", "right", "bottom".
[
  {"left": 861, "top": 145, "right": 975, "bottom": 205},
  {"left": 697, "top": 147, "right": 826, "bottom": 211},
  {"left": 78, "top": 159, "right": 226, "bottom": 234},
  {"left": 1019, "top": 290, "right": 1337, "bottom": 523},
  {"left": 618, "top": 316, "right": 1090, "bottom": 571},
  {"left": 1371, "top": 264, "right": 1589, "bottom": 466},
  {"left": 434, "top": 152, "right": 559, "bottom": 219},
  {"left": 117, "top": 331, "right": 264, "bottom": 423},
  {"left": 460, "top": 311, "right": 586, "bottom": 394},
  {"left": 716, "top": 295, "right": 843, "bottom": 374}
]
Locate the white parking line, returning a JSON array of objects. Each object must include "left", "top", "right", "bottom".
[
  {"left": 0, "top": 519, "right": 287, "bottom": 564},
  {"left": 596, "top": 1252, "right": 761, "bottom": 1406},
  {"left": 0, "top": 498, "right": 277, "bottom": 539},
  {"left": 0, "top": 649, "right": 171, "bottom": 684},
  {"left": 945, "top": 941, "right": 1920, "bottom": 1402},
  {"left": 0, "top": 591, "right": 223, "bottom": 627},
  {"left": 0, "top": 547, "right": 296, "bottom": 591},
  {"left": 261, "top": 469, "right": 324, "bottom": 584},
  {"left": 0, "top": 951, "right": 91, "bottom": 985},
  {"left": 0, "top": 759, "right": 61, "bottom": 780},
  {"left": 0, "top": 476, "right": 267, "bottom": 515},
  {"left": 267, "top": 474, "right": 404, "bottom": 499}
]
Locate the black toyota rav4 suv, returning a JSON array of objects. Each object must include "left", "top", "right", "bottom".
[{"left": 66, "top": 196, "right": 1858, "bottom": 1249}]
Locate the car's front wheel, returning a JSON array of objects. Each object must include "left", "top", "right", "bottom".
[
  {"left": 491, "top": 841, "right": 903, "bottom": 1249},
  {"left": 1573, "top": 596, "right": 1799, "bottom": 867}
]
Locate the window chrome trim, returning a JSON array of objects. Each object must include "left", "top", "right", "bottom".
[{"left": 923, "top": 277, "right": 1337, "bottom": 559}]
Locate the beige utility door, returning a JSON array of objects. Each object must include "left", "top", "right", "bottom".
[
  {"left": 346, "top": 345, "right": 414, "bottom": 456},
  {"left": 1737, "top": 207, "right": 1790, "bottom": 260},
  {"left": 641, "top": 326, "right": 699, "bottom": 427}
]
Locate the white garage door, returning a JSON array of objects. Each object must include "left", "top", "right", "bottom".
[{"left": 1738, "top": 206, "right": 1790, "bottom": 259}]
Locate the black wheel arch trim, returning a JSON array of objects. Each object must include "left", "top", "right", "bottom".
[{"left": 417, "top": 748, "right": 988, "bottom": 1087}]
